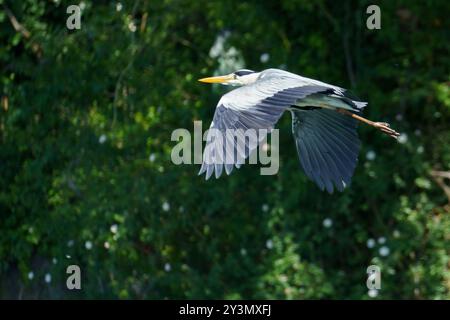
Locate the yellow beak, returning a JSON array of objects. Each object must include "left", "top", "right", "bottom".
[{"left": 198, "top": 74, "right": 234, "bottom": 83}]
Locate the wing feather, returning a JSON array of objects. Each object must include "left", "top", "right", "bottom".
[
  {"left": 199, "top": 77, "right": 332, "bottom": 179},
  {"left": 291, "top": 109, "right": 360, "bottom": 193}
]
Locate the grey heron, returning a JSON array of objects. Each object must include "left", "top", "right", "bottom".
[{"left": 198, "top": 68, "right": 399, "bottom": 193}]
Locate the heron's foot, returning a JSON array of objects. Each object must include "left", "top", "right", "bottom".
[{"left": 373, "top": 122, "right": 400, "bottom": 139}]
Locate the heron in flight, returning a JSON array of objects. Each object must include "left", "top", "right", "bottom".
[{"left": 198, "top": 68, "right": 399, "bottom": 193}]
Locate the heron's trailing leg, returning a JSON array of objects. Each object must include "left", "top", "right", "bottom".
[{"left": 337, "top": 109, "right": 400, "bottom": 139}]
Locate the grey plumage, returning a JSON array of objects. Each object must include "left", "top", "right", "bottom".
[
  {"left": 291, "top": 109, "right": 360, "bottom": 193},
  {"left": 198, "top": 68, "right": 366, "bottom": 192}
]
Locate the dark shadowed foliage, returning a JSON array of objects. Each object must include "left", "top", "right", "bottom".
[{"left": 0, "top": 0, "right": 449, "bottom": 299}]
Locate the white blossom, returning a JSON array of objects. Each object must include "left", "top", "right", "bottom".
[
  {"left": 44, "top": 273, "right": 52, "bottom": 284},
  {"left": 110, "top": 224, "right": 118, "bottom": 234},
  {"left": 209, "top": 31, "right": 230, "bottom": 58},
  {"left": 262, "top": 204, "right": 269, "bottom": 212},
  {"left": 208, "top": 31, "right": 245, "bottom": 73},
  {"left": 266, "top": 239, "right": 273, "bottom": 249},
  {"left": 28, "top": 271, "right": 34, "bottom": 280},
  {"left": 366, "top": 238, "right": 376, "bottom": 248},
  {"left": 164, "top": 263, "right": 171, "bottom": 272},
  {"left": 162, "top": 201, "right": 170, "bottom": 212},
  {"left": 260, "top": 53, "right": 270, "bottom": 63},
  {"left": 366, "top": 150, "right": 376, "bottom": 161},
  {"left": 322, "top": 218, "right": 333, "bottom": 228},
  {"left": 368, "top": 289, "right": 379, "bottom": 298},
  {"left": 149, "top": 153, "right": 156, "bottom": 162},
  {"left": 397, "top": 133, "right": 408, "bottom": 144},
  {"left": 379, "top": 246, "right": 390, "bottom": 256},
  {"left": 116, "top": 2, "right": 123, "bottom": 11},
  {"left": 99, "top": 134, "right": 107, "bottom": 144},
  {"left": 377, "top": 237, "right": 386, "bottom": 244},
  {"left": 85, "top": 240, "right": 93, "bottom": 250},
  {"left": 128, "top": 22, "right": 137, "bottom": 32}
]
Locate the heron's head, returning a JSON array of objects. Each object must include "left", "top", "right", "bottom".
[{"left": 198, "top": 69, "right": 258, "bottom": 86}]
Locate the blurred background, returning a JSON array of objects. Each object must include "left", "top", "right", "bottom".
[{"left": 0, "top": 0, "right": 449, "bottom": 299}]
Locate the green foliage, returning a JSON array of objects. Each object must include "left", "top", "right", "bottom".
[{"left": 0, "top": 0, "right": 449, "bottom": 299}]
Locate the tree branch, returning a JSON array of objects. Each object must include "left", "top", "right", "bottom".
[
  {"left": 430, "top": 170, "right": 450, "bottom": 204},
  {"left": 3, "top": 4, "right": 42, "bottom": 56}
]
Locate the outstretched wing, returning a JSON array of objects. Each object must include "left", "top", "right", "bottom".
[
  {"left": 291, "top": 108, "right": 361, "bottom": 193},
  {"left": 199, "top": 76, "right": 333, "bottom": 179}
]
